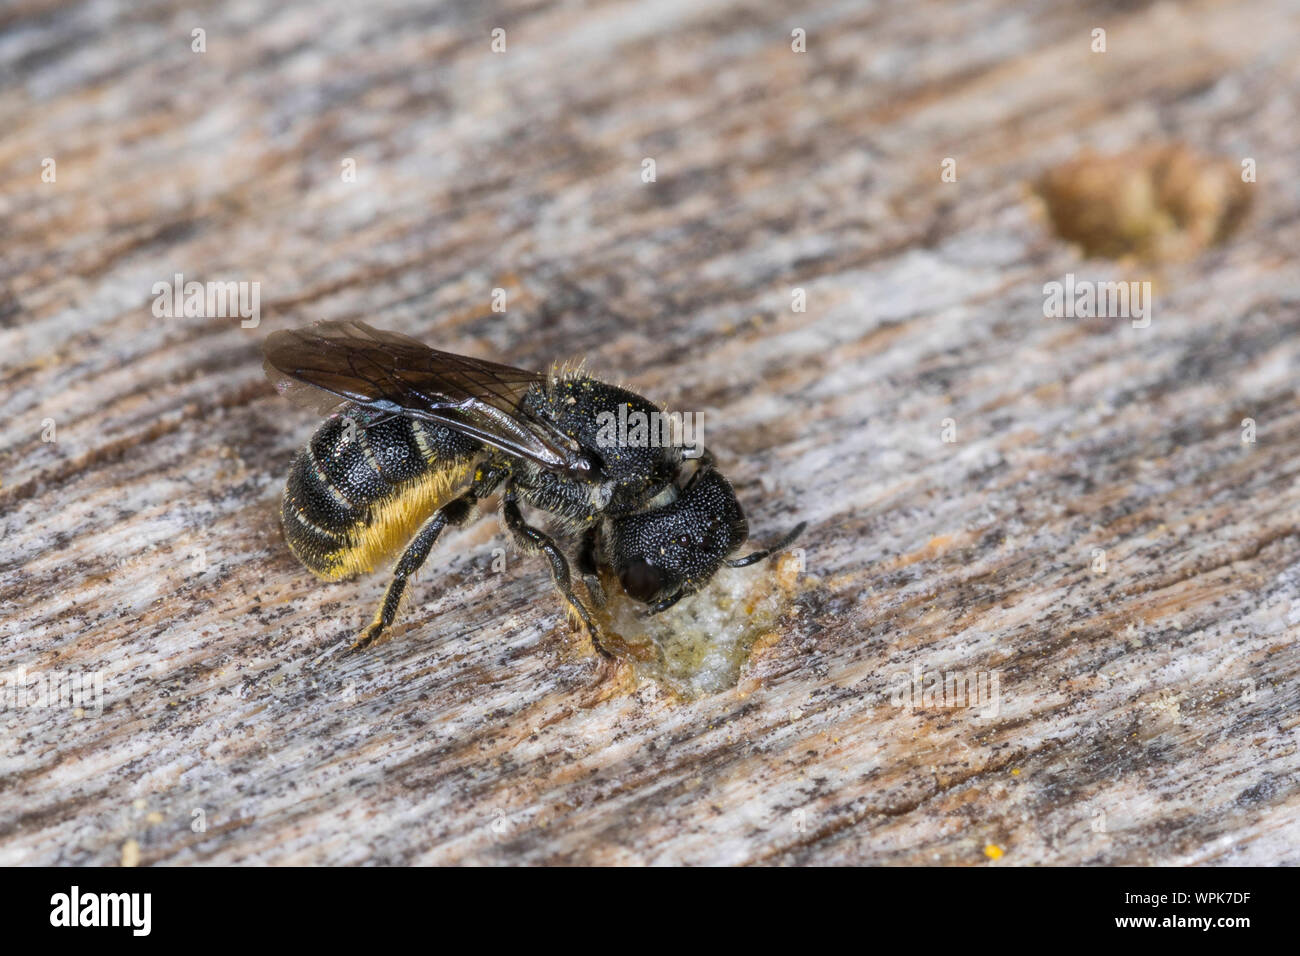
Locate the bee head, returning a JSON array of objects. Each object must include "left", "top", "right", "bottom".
[{"left": 608, "top": 467, "right": 748, "bottom": 606}]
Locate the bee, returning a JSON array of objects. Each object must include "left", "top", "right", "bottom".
[{"left": 263, "top": 320, "right": 804, "bottom": 656}]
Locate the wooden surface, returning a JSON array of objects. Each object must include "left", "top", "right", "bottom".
[{"left": 1, "top": 0, "right": 1298, "bottom": 866}]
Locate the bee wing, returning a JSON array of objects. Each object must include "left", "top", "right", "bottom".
[{"left": 263, "top": 320, "right": 578, "bottom": 472}]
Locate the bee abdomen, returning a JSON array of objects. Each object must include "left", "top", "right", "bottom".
[{"left": 280, "top": 411, "right": 481, "bottom": 579}]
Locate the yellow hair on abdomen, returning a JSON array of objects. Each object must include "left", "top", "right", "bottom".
[{"left": 313, "top": 461, "right": 472, "bottom": 581}]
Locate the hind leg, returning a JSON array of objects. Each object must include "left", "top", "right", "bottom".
[{"left": 348, "top": 492, "right": 477, "bottom": 653}]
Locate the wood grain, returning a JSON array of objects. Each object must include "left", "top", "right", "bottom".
[{"left": 1, "top": 0, "right": 1298, "bottom": 865}]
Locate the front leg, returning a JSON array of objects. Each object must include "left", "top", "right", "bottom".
[
  {"left": 576, "top": 525, "right": 606, "bottom": 608},
  {"left": 646, "top": 589, "right": 687, "bottom": 615},
  {"left": 501, "top": 491, "right": 609, "bottom": 657}
]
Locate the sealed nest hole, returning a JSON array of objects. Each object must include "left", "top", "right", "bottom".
[
  {"left": 590, "top": 551, "right": 804, "bottom": 699},
  {"left": 1033, "top": 144, "right": 1252, "bottom": 263}
]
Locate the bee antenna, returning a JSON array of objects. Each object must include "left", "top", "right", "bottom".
[{"left": 725, "top": 521, "right": 807, "bottom": 568}]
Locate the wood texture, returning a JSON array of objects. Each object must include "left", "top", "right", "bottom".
[{"left": 1, "top": 0, "right": 1298, "bottom": 866}]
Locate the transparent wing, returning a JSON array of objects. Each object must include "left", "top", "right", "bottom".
[{"left": 263, "top": 320, "right": 582, "bottom": 473}]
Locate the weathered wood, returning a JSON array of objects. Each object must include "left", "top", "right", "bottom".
[{"left": 1, "top": 0, "right": 1297, "bottom": 866}]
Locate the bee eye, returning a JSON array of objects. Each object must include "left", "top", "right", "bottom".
[{"left": 620, "top": 559, "right": 663, "bottom": 602}]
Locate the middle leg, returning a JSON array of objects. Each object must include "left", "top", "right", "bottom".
[{"left": 501, "top": 491, "right": 608, "bottom": 657}]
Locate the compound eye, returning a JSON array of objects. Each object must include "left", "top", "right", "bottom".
[{"left": 620, "top": 559, "right": 663, "bottom": 603}]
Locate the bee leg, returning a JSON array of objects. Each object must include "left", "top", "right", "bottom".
[
  {"left": 647, "top": 588, "right": 688, "bottom": 615},
  {"left": 347, "top": 493, "right": 477, "bottom": 654},
  {"left": 576, "top": 525, "right": 606, "bottom": 608},
  {"left": 501, "top": 493, "right": 610, "bottom": 658}
]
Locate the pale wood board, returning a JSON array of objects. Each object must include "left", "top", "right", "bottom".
[{"left": 0, "top": 0, "right": 1297, "bottom": 865}]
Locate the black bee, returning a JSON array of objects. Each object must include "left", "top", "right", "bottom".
[{"left": 263, "top": 320, "right": 804, "bottom": 656}]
